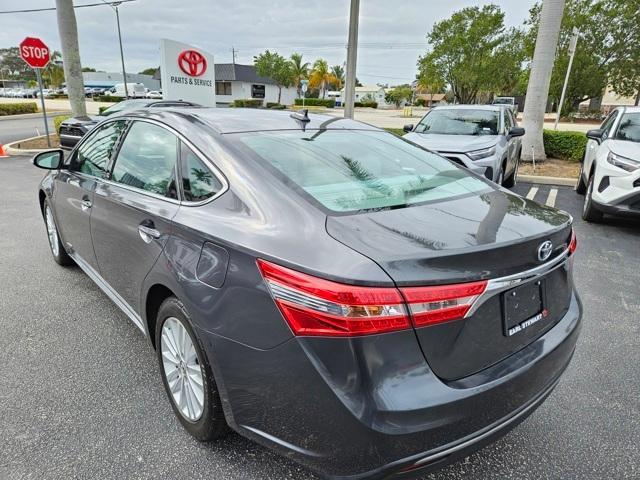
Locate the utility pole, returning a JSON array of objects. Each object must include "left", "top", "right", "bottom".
[
  {"left": 343, "top": 0, "right": 360, "bottom": 119},
  {"left": 232, "top": 46, "right": 237, "bottom": 65},
  {"left": 101, "top": 1, "right": 129, "bottom": 98},
  {"left": 554, "top": 27, "right": 579, "bottom": 130},
  {"left": 55, "top": 0, "right": 87, "bottom": 118}
]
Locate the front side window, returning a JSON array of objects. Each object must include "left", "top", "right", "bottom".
[
  {"left": 73, "top": 120, "right": 127, "bottom": 177},
  {"left": 110, "top": 121, "right": 178, "bottom": 199},
  {"left": 614, "top": 113, "right": 640, "bottom": 143},
  {"left": 600, "top": 111, "right": 618, "bottom": 139},
  {"left": 415, "top": 109, "right": 500, "bottom": 136},
  {"left": 180, "top": 143, "right": 223, "bottom": 202},
  {"left": 233, "top": 130, "right": 490, "bottom": 213}
]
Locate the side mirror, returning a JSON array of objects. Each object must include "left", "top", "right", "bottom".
[
  {"left": 33, "top": 149, "right": 64, "bottom": 170},
  {"left": 586, "top": 129, "right": 604, "bottom": 143},
  {"left": 507, "top": 127, "right": 525, "bottom": 138},
  {"left": 403, "top": 124, "right": 414, "bottom": 133}
]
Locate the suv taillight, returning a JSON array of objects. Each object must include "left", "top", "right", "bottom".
[{"left": 258, "top": 259, "right": 489, "bottom": 336}]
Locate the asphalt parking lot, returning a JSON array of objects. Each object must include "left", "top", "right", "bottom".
[{"left": 1, "top": 156, "right": 638, "bottom": 480}]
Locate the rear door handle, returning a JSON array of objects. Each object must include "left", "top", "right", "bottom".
[
  {"left": 138, "top": 224, "right": 161, "bottom": 243},
  {"left": 81, "top": 199, "right": 92, "bottom": 211}
]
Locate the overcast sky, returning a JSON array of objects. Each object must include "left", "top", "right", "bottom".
[{"left": 1, "top": 0, "right": 536, "bottom": 85}]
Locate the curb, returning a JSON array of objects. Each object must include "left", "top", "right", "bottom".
[
  {"left": 4, "top": 134, "right": 57, "bottom": 156},
  {"left": 518, "top": 174, "right": 577, "bottom": 187}
]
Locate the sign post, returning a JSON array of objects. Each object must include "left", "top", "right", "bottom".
[
  {"left": 301, "top": 80, "right": 308, "bottom": 109},
  {"left": 19, "top": 37, "right": 51, "bottom": 147}
]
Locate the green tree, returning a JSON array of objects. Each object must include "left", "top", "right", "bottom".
[
  {"left": 417, "top": 5, "right": 523, "bottom": 104},
  {"left": 81, "top": 67, "right": 96, "bottom": 72},
  {"left": 254, "top": 50, "right": 294, "bottom": 104},
  {"left": 385, "top": 86, "right": 413, "bottom": 107},
  {"left": 416, "top": 58, "right": 445, "bottom": 107},
  {"left": 42, "top": 51, "right": 65, "bottom": 88},
  {"left": 0, "top": 47, "right": 36, "bottom": 81},
  {"left": 330, "top": 65, "right": 345, "bottom": 90},
  {"left": 289, "top": 53, "right": 309, "bottom": 98},
  {"left": 309, "top": 58, "right": 332, "bottom": 98},
  {"left": 139, "top": 67, "right": 159, "bottom": 76}
]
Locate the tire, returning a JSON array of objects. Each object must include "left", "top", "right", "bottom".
[
  {"left": 575, "top": 161, "right": 587, "bottom": 194},
  {"left": 155, "top": 297, "right": 229, "bottom": 441},
  {"left": 43, "top": 200, "right": 73, "bottom": 266},
  {"left": 503, "top": 155, "right": 520, "bottom": 188},
  {"left": 582, "top": 173, "right": 603, "bottom": 222}
]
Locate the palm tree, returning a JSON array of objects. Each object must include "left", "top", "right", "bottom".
[
  {"left": 55, "top": 0, "right": 87, "bottom": 117},
  {"left": 290, "top": 52, "right": 309, "bottom": 98},
  {"left": 521, "top": 0, "right": 566, "bottom": 161},
  {"left": 43, "top": 51, "right": 65, "bottom": 88},
  {"left": 330, "top": 65, "right": 345, "bottom": 90},
  {"left": 310, "top": 59, "right": 331, "bottom": 99}
]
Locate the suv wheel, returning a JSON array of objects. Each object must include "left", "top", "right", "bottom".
[
  {"left": 43, "top": 200, "right": 73, "bottom": 266},
  {"left": 503, "top": 156, "right": 519, "bottom": 188},
  {"left": 156, "top": 297, "right": 228, "bottom": 441},
  {"left": 582, "top": 173, "right": 603, "bottom": 222}
]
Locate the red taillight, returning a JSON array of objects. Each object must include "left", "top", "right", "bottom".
[
  {"left": 400, "top": 281, "right": 488, "bottom": 327},
  {"left": 257, "top": 259, "right": 410, "bottom": 337},
  {"left": 569, "top": 229, "right": 577, "bottom": 254}
]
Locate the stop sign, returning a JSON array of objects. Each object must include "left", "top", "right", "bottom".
[{"left": 19, "top": 37, "right": 50, "bottom": 69}]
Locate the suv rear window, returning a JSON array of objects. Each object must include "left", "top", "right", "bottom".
[{"left": 233, "top": 130, "right": 490, "bottom": 213}]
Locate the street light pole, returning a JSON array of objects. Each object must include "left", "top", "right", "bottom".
[
  {"left": 554, "top": 28, "right": 579, "bottom": 130},
  {"left": 344, "top": 0, "right": 360, "bottom": 119},
  {"left": 101, "top": 0, "right": 129, "bottom": 98}
]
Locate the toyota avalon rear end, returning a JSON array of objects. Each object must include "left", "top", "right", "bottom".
[{"left": 36, "top": 109, "right": 581, "bottom": 479}]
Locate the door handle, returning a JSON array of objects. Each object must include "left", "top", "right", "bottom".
[
  {"left": 81, "top": 199, "right": 92, "bottom": 211},
  {"left": 138, "top": 224, "right": 161, "bottom": 243}
]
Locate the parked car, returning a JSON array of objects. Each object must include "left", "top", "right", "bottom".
[
  {"left": 403, "top": 105, "right": 524, "bottom": 187},
  {"left": 576, "top": 105, "right": 640, "bottom": 221},
  {"left": 493, "top": 96, "right": 518, "bottom": 114},
  {"left": 146, "top": 90, "right": 163, "bottom": 99},
  {"left": 108, "top": 82, "right": 146, "bottom": 98},
  {"left": 33, "top": 108, "right": 581, "bottom": 480},
  {"left": 58, "top": 99, "right": 200, "bottom": 148}
]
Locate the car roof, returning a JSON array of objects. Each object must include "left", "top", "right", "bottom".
[
  {"left": 431, "top": 104, "right": 504, "bottom": 111},
  {"left": 619, "top": 106, "right": 640, "bottom": 113},
  {"left": 131, "top": 107, "right": 382, "bottom": 134}
]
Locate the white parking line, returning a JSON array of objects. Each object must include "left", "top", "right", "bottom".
[
  {"left": 546, "top": 188, "right": 558, "bottom": 207},
  {"left": 526, "top": 187, "right": 538, "bottom": 200}
]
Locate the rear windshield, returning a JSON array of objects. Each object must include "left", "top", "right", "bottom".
[
  {"left": 415, "top": 109, "right": 500, "bottom": 135},
  {"left": 615, "top": 113, "right": 640, "bottom": 143},
  {"left": 232, "top": 130, "right": 490, "bottom": 213},
  {"left": 100, "top": 100, "right": 148, "bottom": 116}
]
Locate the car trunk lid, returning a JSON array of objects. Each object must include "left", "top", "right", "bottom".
[{"left": 326, "top": 189, "right": 574, "bottom": 380}]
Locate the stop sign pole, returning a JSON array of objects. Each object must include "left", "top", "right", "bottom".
[{"left": 19, "top": 37, "right": 51, "bottom": 147}]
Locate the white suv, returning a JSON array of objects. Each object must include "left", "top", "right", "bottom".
[{"left": 577, "top": 106, "right": 640, "bottom": 221}]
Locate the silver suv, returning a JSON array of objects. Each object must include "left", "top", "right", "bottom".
[{"left": 403, "top": 105, "right": 524, "bottom": 187}]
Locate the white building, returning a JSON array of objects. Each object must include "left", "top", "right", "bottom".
[
  {"left": 214, "top": 64, "right": 297, "bottom": 106},
  {"left": 335, "top": 85, "right": 390, "bottom": 108}
]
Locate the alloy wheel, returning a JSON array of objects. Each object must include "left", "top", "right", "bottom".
[
  {"left": 45, "top": 206, "right": 59, "bottom": 257},
  {"left": 160, "top": 317, "right": 205, "bottom": 422}
]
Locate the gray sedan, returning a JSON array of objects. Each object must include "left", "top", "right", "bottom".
[{"left": 403, "top": 104, "right": 524, "bottom": 187}]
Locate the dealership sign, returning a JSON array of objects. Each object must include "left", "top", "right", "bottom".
[{"left": 160, "top": 39, "right": 215, "bottom": 106}]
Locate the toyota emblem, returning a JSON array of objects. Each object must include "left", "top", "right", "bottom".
[
  {"left": 178, "top": 50, "right": 207, "bottom": 77},
  {"left": 537, "top": 240, "right": 553, "bottom": 262}
]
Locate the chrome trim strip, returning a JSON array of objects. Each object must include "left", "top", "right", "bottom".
[
  {"left": 465, "top": 247, "right": 571, "bottom": 317},
  {"left": 69, "top": 251, "right": 146, "bottom": 335}
]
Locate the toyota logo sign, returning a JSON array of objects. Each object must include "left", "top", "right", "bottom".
[
  {"left": 178, "top": 50, "right": 207, "bottom": 77},
  {"left": 537, "top": 240, "right": 553, "bottom": 262}
]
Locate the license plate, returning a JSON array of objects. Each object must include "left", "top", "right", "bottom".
[{"left": 502, "top": 280, "right": 548, "bottom": 337}]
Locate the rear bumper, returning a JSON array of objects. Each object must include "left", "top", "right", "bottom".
[{"left": 197, "top": 290, "right": 581, "bottom": 479}]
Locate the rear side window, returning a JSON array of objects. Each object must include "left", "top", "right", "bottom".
[
  {"left": 74, "top": 120, "right": 127, "bottom": 177},
  {"left": 180, "top": 142, "right": 223, "bottom": 202},
  {"left": 233, "top": 130, "right": 490, "bottom": 213},
  {"left": 110, "top": 121, "right": 179, "bottom": 199}
]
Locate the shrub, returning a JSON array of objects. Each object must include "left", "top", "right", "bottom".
[
  {"left": 354, "top": 101, "right": 378, "bottom": 108},
  {"left": 98, "top": 106, "right": 109, "bottom": 115},
  {"left": 266, "top": 102, "right": 286, "bottom": 109},
  {"left": 384, "top": 128, "right": 405, "bottom": 136},
  {"left": 97, "top": 95, "right": 124, "bottom": 102},
  {"left": 414, "top": 98, "right": 427, "bottom": 107},
  {"left": 233, "top": 99, "right": 263, "bottom": 108},
  {"left": 294, "top": 98, "right": 335, "bottom": 108},
  {"left": 54, "top": 115, "right": 71, "bottom": 134},
  {"left": 49, "top": 93, "right": 68, "bottom": 99},
  {"left": 543, "top": 129, "right": 587, "bottom": 162},
  {"left": 0, "top": 102, "right": 38, "bottom": 116}
]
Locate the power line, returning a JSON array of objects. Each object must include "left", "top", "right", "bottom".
[{"left": 0, "top": 0, "right": 137, "bottom": 14}]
